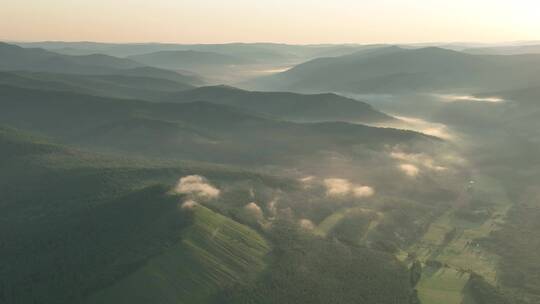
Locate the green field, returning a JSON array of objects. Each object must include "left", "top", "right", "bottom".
[
  {"left": 315, "top": 206, "right": 381, "bottom": 238},
  {"left": 416, "top": 266, "right": 472, "bottom": 304},
  {"left": 86, "top": 206, "right": 270, "bottom": 304},
  {"left": 405, "top": 174, "right": 512, "bottom": 304}
]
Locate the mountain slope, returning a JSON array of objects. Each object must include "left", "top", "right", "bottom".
[
  {"left": 0, "top": 127, "right": 420, "bottom": 304},
  {"left": 0, "top": 126, "right": 279, "bottom": 304},
  {"left": 128, "top": 50, "right": 249, "bottom": 70},
  {"left": 85, "top": 205, "right": 270, "bottom": 304},
  {"left": 163, "top": 85, "right": 394, "bottom": 123},
  {"left": 482, "top": 85, "right": 540, "bottom": 107},
  {"left": 465, "top": 44, "right": 540, "bottom": 55},
  {"left": 0, "top": 85, "right": 433, "bottom": 165},
  {"left": 0, "top": 42, "right": 202, "bottom": 85},
  {"left": 15, "top": 42, "right": 381, "bottom": 64},
  {"left": 0, "top": 71, "right": 193, "bottom": 100},
  {"left": 251, "top": 46, "right": 540, "bottom": 94},
  {"left": 0, "top": 41, "right": 140, "bottom": 71},
  {"left": 216, "top": 220, "right": 414, "bottom": 304},
  {"left": 13, "top": 42, "right": 384, "bottom": 84}
]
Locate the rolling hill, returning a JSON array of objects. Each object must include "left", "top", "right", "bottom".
[
  {"left": 464, "top": 44, "right": 540, "bottom": 55},
  {"left": 0, "top": 126, "right": 275, "bottom": 304},
  {"left": 0, "top": 71, "right": 194, "bottom": 100},
  {"left": 162, "top": 85, "right": 394, "bottom": 123},
  {"left": 0, "top": 127, "right": 418, "bottom": 304},
  {"left": 0, "top": 41, "right": 139, "bottom": 71},
  {"left": 128, "top": 50, "right": 249, "bottom": 70},
  {"left": 481, "top": 85, "right": 540, "bottom": 107},
  {"left": 13, "top": 42, "right": 390, "bottom": 84},
  {"left": 14, "top": 41, "right": 190, "bottom": 57},
  {"left": 15, "top": 41, "right": 371, "bottom": 63},
  {"left": 0, "top": 85, "right": 433, "bottom": 166},
  {"left": 249, "top": 46, "right": 540, "bottom": 94},
  {"left": 85, "top": 205, "right": 270, "bottom": 304},
  {"left": 0, "top": 42, "right": 202, "bottom": 85}
]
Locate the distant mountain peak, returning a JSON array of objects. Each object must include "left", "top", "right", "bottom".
[{"left": 0, "top": 41, "right": 17, "bottom": 48}]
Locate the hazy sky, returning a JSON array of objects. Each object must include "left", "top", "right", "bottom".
[{"left": 1, "top": 0, "right": 539, "bottom": 44}]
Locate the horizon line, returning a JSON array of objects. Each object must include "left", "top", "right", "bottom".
[{"left": 3, "top": 38, "right": 540, "bottom": 46}]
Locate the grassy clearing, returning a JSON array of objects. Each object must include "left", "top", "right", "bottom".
[
  {"left": 417, "top": 266, "right": 471, "bottom": 304},
  {"left": 86, "top": 206, "right": 270, "bottom": 304},
  {"left": 315, "top": 208, "right": 350, "bottom": 236},
  {"left": 407, "top": 173, "right": 512, "bottom": 303},
  {"left": 315, "top": 206, "right": 381, "bottom": 238}
]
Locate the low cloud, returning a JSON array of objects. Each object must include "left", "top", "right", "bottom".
[
  {"left": 390, "top": 151, "right": 447, "bottom": 172},
  {"left": 391, "top": 151, "right": 421, "bottom": 163},
  {"left": 441, "top": 153, "right": 466, "bottom": 166},
  {"left": 174, "top": 175, "right": 220, "bottom": 199},
  {"left": 245, "top": 202, "right": 264, "bottom": 220},
  {"left": 436, "top": 94, "right": 505, "bottom": 104},
  {"left": 299, "top": 176, "right": 316, "bottom": 188},
  {"left": 399, "top": 164, "right": 420, "bottom": 177},
  {"left": 324, "top": 178, "right": 375, "bottom": 198},
  {"left": 353, "top": 186, "right": 375, "bottom": 198},
  {"left": 267, "top": 199, "right": 278, "bottom": 216},
  {"left": 299, "top": 176, "right": 316, "bottom": 183},
  {"left": 299, "top": 219, "right": 315, "bottom": 230},
  {"left": 392, "top": 115, "right": 454, "bottom": 140},
  {"left": 324, "top": 178, "right": 352, "bottom": 196},
  {"left": 181, "top": 199, "right": 198, "bottom": 209}
]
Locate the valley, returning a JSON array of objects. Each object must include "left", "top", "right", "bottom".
[
  {"left": 1, "top": 38, "right": 540, "bottom": 304},
  {"left": 361, "top": 90, "right": 540, "bottom": 304}
]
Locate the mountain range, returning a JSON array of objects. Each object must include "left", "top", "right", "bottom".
[
  {"left": 0, "top": 42, "right": 202, "bottom": 85},
  {"left": 128, "top": 50, "right": 250, "bottom": 70},
  {"left": 0, "top": 84, "right": 431, "bottom": 166},
  {"left": 162, "top": 85, "right": 393, "bottom": 123},
  {"left": 248, "top": 46, "right": 540, "bottom": 94}
]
